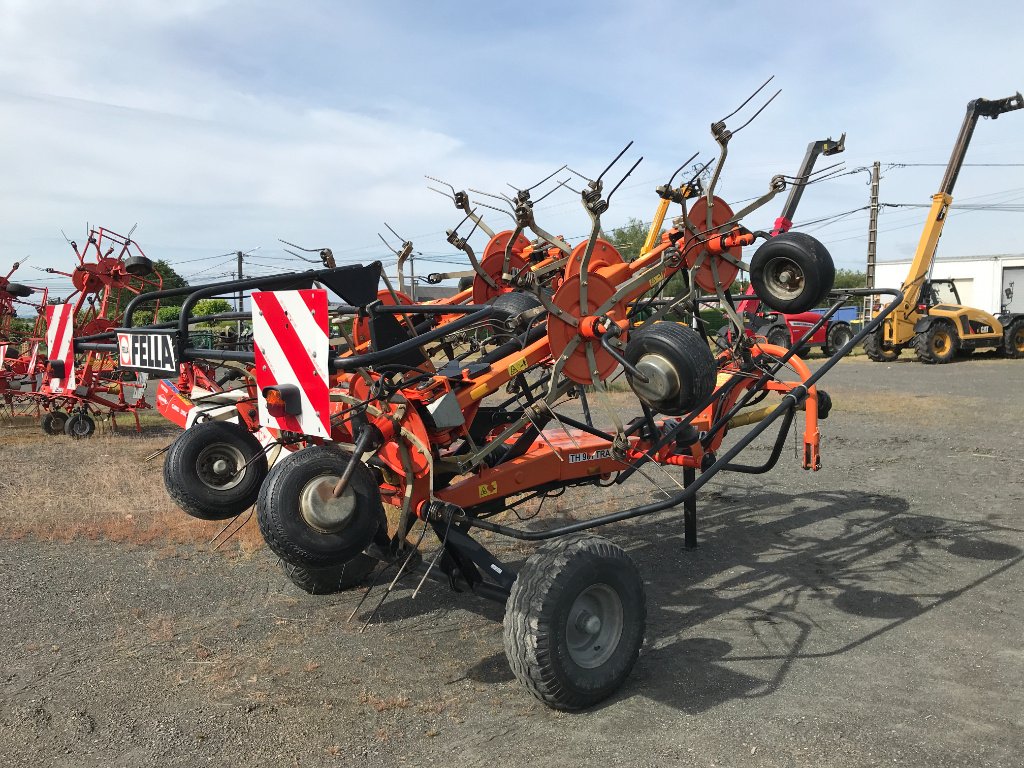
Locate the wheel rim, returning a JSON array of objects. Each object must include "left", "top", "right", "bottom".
[
  {"left": 69, "top": 416, "right": 91, "bottom": 436},
  {"left": 1014, "top": 328, "right": 1024, "bottom": 353},
  {"left": 195, "top": 442, "right": 246, "bottom": 491},
  {"left": 931, "top": 330, "right": 951, "bottom": 355},
  {"left": 762, "top": 256, "right": 804, "bottom": 301},
  {"left": 565, "top": 583, "right": 624, "bottom": 669},
  {"left": 298, "top": 474, "right": 356, "bottom": 534}
]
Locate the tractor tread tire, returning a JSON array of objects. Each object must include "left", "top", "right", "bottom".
[
  {"left": 164, "top": 420, "right": 268, "bottom": 521},
  {"left": 1002, "top": 317, "right": 1024, "bottom": 359},
  {"left": 863, "top": 327, "right": 902, "bottom": 362},
  {"left": 503, "top": 534, "right": 646, "bottom": 711},
  {"left": 823, "top": 322, "right": 854, "bottom": 356},
  {"left": 914, "top": 321, "right": 958, "bottom": 364}
]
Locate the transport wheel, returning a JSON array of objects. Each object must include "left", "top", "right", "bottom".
[
  {"left": 257, "top": 445, "right": 386, "bottom": 570},
  {"left": 1002, "top": 318, "right": 1024, "bottom": 359},
  {"left": 914, "top": 322, "right": 958, "bottom": 364},
  {"left": 458, "top": 275, "right": 475, "bottom": 292},
  {"left": 41, "top": 410, "right": 68, "bottom": 436},
  {"left": 163, "top": 420, "right": 268, "bottom": 521},
  {"left": 749, "top": 232, "right": 835, "bottom": 314},
  {"left": 504, "top": 534, "right": 646, "bottom": 711},
  {"left": 490, "top": 290, "right": 543, "bottom": 331},
  {"left": 623, "top": 322, "right": 716, "bottom": 415},
  {"left": 280, "top": 555, "right": 377, "bottom": 594},
  {"left": 63, "top": 412, "right": 96, "bottom": 439},
  {"left": 863, "top": 327, "right": 901, "bottom": 362},
  {"left": 823, "top": 322, "right": 854, "bottom": 356},
  {"left": 4, "top": 282, "right": 33, "bottom": 298},
  {"left": 124, "top": 255, "right": 155, "bottom": 277}
]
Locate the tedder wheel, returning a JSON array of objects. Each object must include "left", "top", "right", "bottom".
[
  {"left": 164, "top": 420, "right": 269, "bottom": 521},
  {"left": 257, "top": 444, "right": 386, "bottom": 570},
  {"left": 823, "top": 322, "right": 854, "bottom": 356},
  {"left": 41, "top": 411, "right": 68, "bottom": 436},
  {"left": 863, "top": 326, "right": 902, "bottom": 362},
  {"left": 749, "top": 232, "right": 835, "bottom": 314},
  {"left": 63, "top": 412, "right": 96, "bottom": 439},
  {"left": 5, "top": 282, "right": 33, "bottom": 298},
  {"left": 280, "top": 555, "right": 377, "bottom": 595},
  {"left": 914, "top": 321, "right": 958, "bottom": 364},
  {"left": 503, "top": 534, "right": 646, "bottom": 711},
  {"left": 490, "top": 290, "right": 543, "bottom": 331},
  {"left": 1002, "top": 317, "right": 1024, "bottom": 359},
  {"left": 622, "top": 321, "right": 716, "bottom": 416},
  {"left": 124, "top": 255, "right": 155, "bottom": 277}
]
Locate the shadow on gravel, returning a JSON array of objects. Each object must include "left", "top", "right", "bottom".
[
  {"left": 336, "top": 486, "right": 1022, "bottom": 714},
  {"left": 622, "top": 488, "right": 1023, "bottom": 714}
]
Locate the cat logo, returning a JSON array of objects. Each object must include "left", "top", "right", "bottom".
[
  {"left": 507, "top": 357, "right": 528, "bottom": 377},
  {"left": 478, "top": 481, "right": 499, "bottom": 499}
]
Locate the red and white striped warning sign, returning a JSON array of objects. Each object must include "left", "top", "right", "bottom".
[
  {"left": 44, "top": 303, "right": 76, "bottom": 392},
  {"left": 0, "top": 343, "right": 7, "bottom": 365},
  {"left": 251, "top": 289, "right": 330, "bottom": 438}
]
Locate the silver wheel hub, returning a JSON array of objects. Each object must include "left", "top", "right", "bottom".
[
  {"left": 766, "top": 257, "right": 804, "bottom": 296},
  {"left": 565, "top": 583, "right": 624, "bottom": 669},
  {"left": 299, "top": 475, "right": 356, "bottom": 534},
  {"left": 632, "top": 353, "right": 679, "bottom": 404},
  {"left": 195, "top": 442, "right": 246, "bottom": 491}
]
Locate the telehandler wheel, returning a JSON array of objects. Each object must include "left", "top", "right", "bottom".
[
  {"left": 64, "top": 412, "right": 96, "bottom": 439},
  {"left": 1002, "top": 318, "right": 1024, "bottom": 358},
  {"left": 823, "top": 322, "right": 854, "bottom": 356},
  {"left": 257, "top": 445, "right": 386, "bottom": 570},
  {"left": 914, "top": 322, "right": 958, "bottom": 364},
  {"left": 504, "top": 534, "right": 646, "bottom": 711},
  {"left": 41, "top": 410, "right": 68, "bottom": 436},
  {"left": 280, "top": 555, "right": 377, "bottom": 595},
  {"left": 749, "top": 232, "right": 835, "bottom": 314},
  {"left": 863, "top": 327, "right": 902, "bottom": 362},
  {"left": 623, "top": 322, "right": 716, "bottom": 416},
  {"left": 164, "top": 420, "right": 268, "bottom": 521}
]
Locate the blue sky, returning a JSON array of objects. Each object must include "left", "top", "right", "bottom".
[{"left": 2, "top": 0, "right": 1023, "bottom": 297}]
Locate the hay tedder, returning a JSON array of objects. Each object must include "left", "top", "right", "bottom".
[
  {"left": 88, "top": 87, "right": 902, "bottom": 709},
  {"left": 27, "top": 226, "right": 162, "bottom": 436},
  {"left": 1, "top": 260, "right": 49, "bottom": 415}
]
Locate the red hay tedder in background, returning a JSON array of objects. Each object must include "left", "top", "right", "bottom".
[
  {"left": 25, "top": 226, "right": 162, "bottom": 437},
  {"left": 0, "top": 260, "right": 49, "bottom": 417}
]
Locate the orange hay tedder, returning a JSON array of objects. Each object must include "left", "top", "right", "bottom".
[{"left": 83, "top": 83, "right": 902, "bottom": 709}]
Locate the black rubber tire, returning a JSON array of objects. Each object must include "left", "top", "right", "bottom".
[
  {"left": 491, "top": 291, "right": 543, "bottom": 330},
  {"left": 5, "top": 282, "right": 33, "bottom": 298},
  {"left": 955, "top": 346, "right": 975, "bottom": 358},
  {"left": 280, "top": 554, "right": 377, "bottom": 594},
  {"left": 124, "top": 255, "right": 155, "bottom": 277},
  {"left": 504, "top": 534, "right": 646, "bottom": 711},
  {"left": 863, "top": 326, "right": 902, "bottom": 362},
  {"left": 163, "top": 420, "right": 269, "bottom": 521},
  {"left": 766, "top": 326, "right": 791, "bottom": 350},
  {"left": 257, "top": 444, "right": 385, "bottom": 570},
  {"left": 458, "top": 275, "right": 475, "bottom": 292},
  {"left": 822, "top": 322, "right": 854, "bottom": 356},
  {"left": 914, "top": 321, "right": 958, "bottom": 364},
  {"left": 41, "top": 411, "right": 68, "bottom": 436},
  {"left": 623, "top": 321, "right": 716, "bottom": 416},
  {"left": 1002, "top": 317, "right": 1024, "bottom": 359},
  {"left": 749, "top": 232, "right": 835, "bottom": 314},
  {"left": 63, "top": 412, "right": 96, "bottom": 439}
]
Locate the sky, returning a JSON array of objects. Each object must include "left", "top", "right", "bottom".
[{"left": 2, "top": 0, "right": 1023, "bottom": 300}]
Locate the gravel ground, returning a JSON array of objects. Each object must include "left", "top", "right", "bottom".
[{"left": 1, "top": 354, "right": 1022, "bottom": 767}]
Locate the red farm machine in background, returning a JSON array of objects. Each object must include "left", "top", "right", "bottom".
[
  {"left": 27, "top": 226, "right": 162, "bottom": 437},
  {"left": 1, "top": 260, "right": 49, "bottom": 416}
]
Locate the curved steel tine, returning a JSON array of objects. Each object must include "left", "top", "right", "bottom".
[
  {"left": 732, "top": 88, "right": 782, "bottom": 134},
  {"left": 607, "top": 156, "right": 643, "bottom": 203},
  {"left": 596, "top": 140, "right": 634, "bottom": 184},
  {"left": 718, "top": 75, "right": 775, "bottom": 123}
]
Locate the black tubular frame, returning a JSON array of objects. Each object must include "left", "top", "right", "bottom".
[{"left": 455, "top": 288, "right": 903, "bottom": 541}]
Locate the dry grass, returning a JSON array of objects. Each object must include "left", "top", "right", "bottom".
[{"left": 0, "top": 416, "right": 264, "bottom": 551}]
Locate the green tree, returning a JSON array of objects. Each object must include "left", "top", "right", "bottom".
[
  {"left": 605, "top": 217, "right": 654, "bottom": 262},
  {"left": 156, "top": 305, "right": 182, "bottom": 324},
  {"left": 121, "top": 259, "right": 190, "bottom": 326},
  {"left": 833, "top": 269, "right": 867, "bottom": 289},
  {"left": 194, "top": 298, "right": 233, "bottom": 317}
]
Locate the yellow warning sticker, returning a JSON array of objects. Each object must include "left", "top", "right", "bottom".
[
  {"left": 507, "top": 357, "right": 528, "bottom": 377},
  {"left": 478, "top": 481, "right": 498, "bottom": 499}
]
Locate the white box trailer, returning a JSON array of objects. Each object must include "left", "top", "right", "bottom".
[{"left": 874, "top": 254, "right": 1024, "bottom": 315}]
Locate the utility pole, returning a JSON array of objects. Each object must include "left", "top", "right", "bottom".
[
  {"left": 236, "top": 250, "right": 244, "bottom": 339},
  {"left": 864, "top": 161, "right": 880, "bottom": 320}
]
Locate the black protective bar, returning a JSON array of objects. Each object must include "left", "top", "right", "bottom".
[{"left": 457, "top": 288, "right": 904, "bottom": 540}]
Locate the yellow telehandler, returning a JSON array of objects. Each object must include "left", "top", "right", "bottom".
[{"left": 864, "top": 92, "right": 1024, "bottom": 363}]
